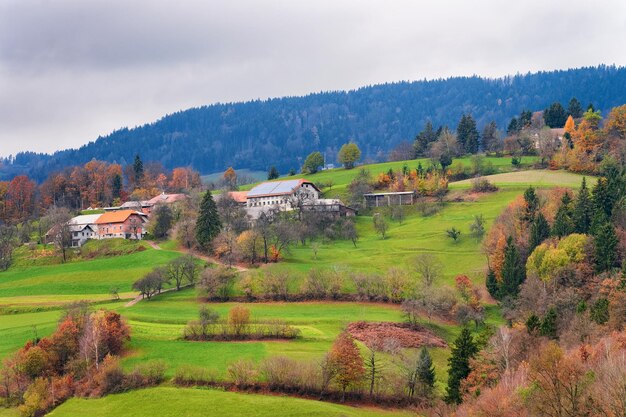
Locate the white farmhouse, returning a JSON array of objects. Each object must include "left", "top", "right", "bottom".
[
  {"left": 68, "top": 214, "right": 100, "bottom": 247},
  {"left": 246, "top": 179, "right": 320, "bottom": 209}
]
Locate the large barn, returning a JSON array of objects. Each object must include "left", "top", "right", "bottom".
[{"left": 246, "top": 179, "right": 320, "bottom": 209}]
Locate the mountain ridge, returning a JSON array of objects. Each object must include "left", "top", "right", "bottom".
[{"left": 2, "top": 65, "right": 626, "bottom": 182}]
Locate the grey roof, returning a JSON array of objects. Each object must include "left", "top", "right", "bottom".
[
  {"left": 363, "top": 191, "right": 415, "bottom": 196},
  {"left": 247, "top": 179, "right": 317, "bottom": 198},
  {"left": 120, "top": 200, "right": 152, "bottom": 208},
  {"left": 70, "top": 224, "right": 96, "bottom": 233},
  {"left": 70, "top": 214, "right": 102, "bottom": 225}
]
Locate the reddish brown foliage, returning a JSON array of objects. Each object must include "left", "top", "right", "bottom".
[{"left": 346, "top": 321, "right": 447, "bottom": 349}]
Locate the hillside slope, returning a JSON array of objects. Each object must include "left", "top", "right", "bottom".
[{"left": 3, "top": 65, "right": 626, "bottom": 181}]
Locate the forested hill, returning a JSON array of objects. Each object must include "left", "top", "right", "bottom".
[{"left": 3, "top": 65, "right": 626, "bottom": 181}]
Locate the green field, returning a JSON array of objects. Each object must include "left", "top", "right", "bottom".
[
  {"left": 450, "top": 169, "right": 593, "bottom": 189},
  {"left": 272, "top": 189, "right": 521, "bottom": 280},
  {"left": 0, "top": 245, "right": 181, "bottom": 308},
  {"left": 48, "top": 387, "right": 413, "bottom": 417}
]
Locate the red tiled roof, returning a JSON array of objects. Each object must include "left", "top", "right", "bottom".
[
  {"left": 95, "top": 210, "right": 144, "bottom": 224},
  {"left": 228, "top": 191, "right": 248, "bottom": 203},
  {"left": 147, "top": 193, "right": 188, "bottom": 205}
]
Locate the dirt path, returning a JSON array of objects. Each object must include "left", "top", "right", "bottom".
[
  {"left": 124, "top": 286, "right": 181, "bottom": 307},
  {"left": 177, "top": 247, "right": 249, "bottom": 272},
  {"left": 124, "top": 241, "right": 248, "bottom": 307}
]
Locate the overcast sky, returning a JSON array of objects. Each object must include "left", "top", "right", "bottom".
[{"left": 1, "top": 0, "right": 625, "bottom": 157}]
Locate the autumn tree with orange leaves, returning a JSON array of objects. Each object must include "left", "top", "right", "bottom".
[{"left": 329, "top": 331, "right": 365, "bottom": 401}]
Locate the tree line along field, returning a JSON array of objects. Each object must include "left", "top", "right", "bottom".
[{"left": 0, "top": 157, "right": 593, "bottom": 416}]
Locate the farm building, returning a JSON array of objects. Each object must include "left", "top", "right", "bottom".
[
  {"left": 363, "top": 191, "right": 415, "bottom": 207},
  {"left": 301, "top": 199, "right": 356, "bottom": 217},
  {"left": 225, "top": 191, "right": 249, "bottom": 207},
  {"left": 95, "top": 210, "right": 148, "bottom": 240},
  {"left": 243, "top": 179, "right": 355, "bottom": 218},
  {"left": 246, "top": 179, "right": 320, "bottom": 209},
  {"left": 68, "top": 214, "right": 100, "bottom": 247},
  {"left": 104, "top": 193, "right": 189, "bottom": 215}
]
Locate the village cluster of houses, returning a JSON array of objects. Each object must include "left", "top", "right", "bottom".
[
  {"left": 53, "top": 178, "right": 393, "bottom": 248},
  {"left": 53, "top": 193, "right": 187, "bottom": 248}
]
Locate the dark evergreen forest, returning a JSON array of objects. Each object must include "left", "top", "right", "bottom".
[{"left": 2, "top": 66, "right": 626, "bottom": 181}]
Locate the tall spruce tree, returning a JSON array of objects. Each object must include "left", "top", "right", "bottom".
[
  {"left": 519, "top": 110, "right": 532, "bottom": 128},
  {"left": 603, "top": 161, "right": 625, "bottom": 211},
  {"left": 530, "top": 212, "right": 550, "bottom": 250},
  {"left": 111, "top": 174, "right": 123, "bottom": 199},
  {"left": 456, "top": 114, "right": 480, "bottom": 154},
  {"left": 523, "top": 186, "right": 539, "bottom": 223},
  {"left": 573, "top": 177, "right": 592, "bottom": 234},
  {"left": 416, "top": 347, "right": 436, "bottom": 396},
  {"left": 267, "top": 166, "right": 280, "bottom": 180},
  {"left": 594, "top": 222, "right": 618, "bottom": 273},
  {"left": 485, "top": 268, "right": 499, "bottom": 300},
  {"left": 507, "top": 117, "right": 519, "bottom": 135},
  {"left": 413, "top": 121, "right": 437, "bottom": 156},
  {"left": 543, "top": 102, "right": 568, "bottom": 128},
  {"left": 567, "top": 97, "right": 583, "bottom": 118},
  {"left": 592, "top": 177, "right": 612, "bottom": 218},
  {"left": 133, "top": 154, "right": 144, "bottom": 186},
  {"left": 552, "top": 193, "right": 574, "bottom": 238},
  {"left": 500, "top": 236, "right": 524, "bottom": 298},
  {"left": 195, "top": 190, "right": 222, "bottom": 250},
  {"left": 445, "top": 328, "right": 478, "bottom": 404}
]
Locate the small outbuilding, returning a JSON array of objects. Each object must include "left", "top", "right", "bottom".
[{"left": 363, "top": 191, "right": 415, "bottom": 207}]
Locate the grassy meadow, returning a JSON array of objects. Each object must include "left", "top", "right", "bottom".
[{"left": 48, "top": 387, "right": 414, "bottom": 417}]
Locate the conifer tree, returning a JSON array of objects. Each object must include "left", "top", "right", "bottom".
[
  {"left": 592, "top": 177, "right": 612, "bottom": 218},
  {"left": 594, "top": 222, "right": 618, "bottom": 273},
  {"left": 456, "top": 114, "right": 480, "bottom": 154},
  {"left": 445, "top": 328, "right": 478, "bottom": 404},
  {"left": 486, "top": 268, "right": 499, "bottom": 300},
  {"left": 111, "top": 173, "right": 123, "bottom": 199},
  {"left": 416, "top": 347, "right": 436, "bottom": 396},
  {"left": 552, "top": 194, "right": 574, "bottom": 238},
  {"left": 500, "top": 236, "right": 524, "bottom": 298},
  {"left": 525, "top": 313, "right": 541, "bottom": 335},
  {"left": 567, "top": 97, "right": 583, "bottom": 118},
  {"left": 543, "top": 102, "right": 567, "bottom": 128},
  {"left": 519, "top": 110, "right": 532, "bottom": 128},
  {"left": 267, "top": 166, "right": 279, "bottom": 180},
  {"left": 540, "top": 308, "right": 558, "bottom": 339},
  {"left": 573, "top": 177, "right": 592, "bottom": 234},
  {"left": 507, "top": 117, "right": 519, "bottom": 135},
  {"left": 413, "top": 121, "right": 437, "bottom": 156},
  {"left": 523, "top": 186, "right": 539, "bottom": 223},
  {"left": 195, "top": 190, "right": 222, "bottom": 250},
  {"left": 133, "top": 154, "right": 144, "bottom": 187},
  {"left": 530, "top": 212, "right": 550, "bottom": 250}
]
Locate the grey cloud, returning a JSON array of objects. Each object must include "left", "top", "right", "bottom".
[{"left": 0, "top": 0, "right": 625, "bottom": 156}]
